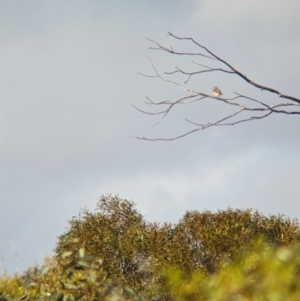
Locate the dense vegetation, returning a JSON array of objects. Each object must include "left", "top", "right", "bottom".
[{"left": 1, "top": 194, "right": 300, "bottom": 301}]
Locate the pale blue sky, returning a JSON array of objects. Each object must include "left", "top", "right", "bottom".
[{"left": 1, "top": 0, "right": 300, "bottom": 275}]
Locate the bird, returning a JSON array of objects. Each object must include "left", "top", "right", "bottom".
[{"left": 212, "top": 86, "right": 223, "bottom": 97}]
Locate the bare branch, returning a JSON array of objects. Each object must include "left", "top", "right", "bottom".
[
  {"left": 146, "top": 38, "right": 216, "bottom": 60},
  {"left": 166, "top": 32, "right": 300, "bottom": 104},
  {"left": 134, "top": 32, "right": 300, "bottom": 141}
]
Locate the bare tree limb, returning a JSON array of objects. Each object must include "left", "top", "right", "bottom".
[
  {"left": 166, "top": 32, "right": 300, "bottom": 103},
  {"left": 134, "top": 32, "right": 300, "bottom": 141}
]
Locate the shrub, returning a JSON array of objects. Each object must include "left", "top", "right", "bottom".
[
  {"left": 163, "top": 240, "right": 300, "bottom": 301},
  {"left": 54, "top": 195, "right": 300, "bottom": 299},
  {"left": 2, "top": 195, "right": 300, "bottom": 301}
]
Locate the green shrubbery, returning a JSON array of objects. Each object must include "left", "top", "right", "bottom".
[
  {"left": 1, "top": 194, "right": 300, "bottom": 301},
  {"left": 164, "top": 241, "right": 300, "bottom": 300}
]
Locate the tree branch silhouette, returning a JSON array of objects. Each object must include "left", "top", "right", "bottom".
[{"left": 134, "top": 32, "right": 300, "bottom": 141}]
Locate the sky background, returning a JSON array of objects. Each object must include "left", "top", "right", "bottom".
[{"left": 1, "top": 0, "right": 300, "bottom": 275}]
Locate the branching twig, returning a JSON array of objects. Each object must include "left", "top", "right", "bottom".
[{"left": 133, "top": 32, "right": 300, "bottom": 141}]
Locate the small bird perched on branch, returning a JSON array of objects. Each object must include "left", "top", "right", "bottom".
[{"left": 212, "top": 86, "right": 223, "bottom": 97}]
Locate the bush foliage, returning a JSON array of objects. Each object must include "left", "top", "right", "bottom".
[
  {"left": 164, "top": 241, "right": 300, "bottom": 301},
  {"left": 1, "top": 194, "right": 300, "bottom": 301}
]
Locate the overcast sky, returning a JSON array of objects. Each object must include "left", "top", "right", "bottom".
[{"left": 1, "top": 0, "right": 300, "bottom": 275}]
